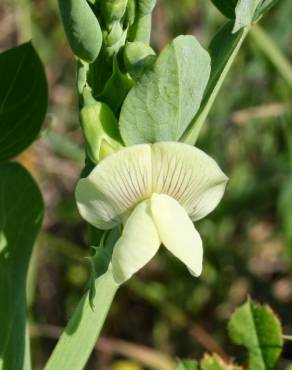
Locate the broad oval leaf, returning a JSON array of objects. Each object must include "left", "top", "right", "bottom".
[
  {"left": 0, "top": 162, "right": 44, "bottom": 370},
  {"left": 0, "top": 43, "right": 48, "bottom": 162},
  {"left": 228, "top": 299, "right": 283, "bottom": 370},
  {"left": 119, "top": 35, "right": 211, "bottom": 144}
]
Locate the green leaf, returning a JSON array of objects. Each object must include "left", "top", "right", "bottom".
[
  {"left": 210, "top": 0, "right": 238, "bottom": 19},
  {"left": 175, "top": 360, "right": 199, "bottom": 370},
  {"left": 120, "top": 35, "right": 210, "bottom": 144},
  {"left": 182, "top": 22, "right": 247, "bottom": 145},
  {"left": 58, "top": 0, "right": 102, "bottom": 62},
  {"left": 0, "top": 43, "right": 48, "bottom": 162},
  {"left": 233, "top": 0, "right": 262, "bottom": 33},
  {"left": 200, "top": 354, "right": 242, "bottom": 370},
  {"left": 228, "top": 299, "right": 283, "bottom": 370},
  {"left": 99, "top": 57, "right": 133, "bottom": 113},
  {"left": 0, "top": 162, "right": 44, "bottom": 370},
  {"left": 44, "top": 231, "right": 119, "bottom": 370}
]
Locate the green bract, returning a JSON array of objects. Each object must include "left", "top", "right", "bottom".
[{"left": 75, "top": 142, "right": 228, "bottom": 284}]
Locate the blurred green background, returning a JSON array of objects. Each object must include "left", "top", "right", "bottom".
[{"left": 0, "top": 0, "right": 292, "bottom": 369}]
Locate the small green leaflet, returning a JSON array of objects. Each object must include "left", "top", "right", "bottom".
[
  {"left": 175, "top": 360, "right": 199, "bottom": 370},
  {"left": 119, "top": 35, "right": 210, "bottom": 144},
  {"left": 228, "top": 299, "right": 283, "bottom": 370},
  {"left": 201, "top": 354, "right": 242, "bottom": 370},
  {"left": 0, "top": 162, "right": 44, "bottom": 370},
  {"left": 233, "top": 0, "right": 262, "bottom": 33},
  {"left": 0, "top": 43, "right": 48, "bottom": 162},
  {"left": 211, "top": 0, "right": 278, "bottom": 33}
]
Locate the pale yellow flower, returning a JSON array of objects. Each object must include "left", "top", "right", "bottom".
[{"left": 76, "top": 142, "right": 228, "bottom": 284}]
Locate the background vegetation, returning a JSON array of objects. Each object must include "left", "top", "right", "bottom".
[{"left": 1, "top": 0, "right": 292, "bottom": 369}]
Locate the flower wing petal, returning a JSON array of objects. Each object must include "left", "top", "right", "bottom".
[
  {"left": 111, "top": 200, "right": 160, "bottom": 284},
  {"left": 151, "top": 142, "right": 228, "bottom": 221},
  {"left": 75, "top": 144, "right": 152, "bottom": 229},
  {"left": 151, "top": 193, "right": 203, "bottom": 276}
]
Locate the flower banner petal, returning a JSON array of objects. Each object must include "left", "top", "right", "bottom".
[
  {"left": 151, "top": 142, "right": 228, "bottom": 221},
  {"left": 151, "top": 193, "right": 203, "bottom": 276},
  {"left": 111, "top": 200, "right": 160, "bottom": 284}
]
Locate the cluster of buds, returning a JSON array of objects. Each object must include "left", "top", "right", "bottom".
[{"left": 58, "top": 0, "right": 157, "bottom": 162}]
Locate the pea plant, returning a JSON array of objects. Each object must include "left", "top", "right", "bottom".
[{"left": 0, "top": 0, "right": 289, "bottom": 370}]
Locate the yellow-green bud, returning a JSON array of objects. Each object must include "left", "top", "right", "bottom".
[
  {"left": 104, "top": 22, "right": 127, "bottom": 57},
  {"left": 124, "top": 41, "right": 156, "bottom": 80},
  {"left": 102, "top": 0, "right": 128, "bottom": 27},
  {"left": 80, "top": 90, "right": 123, "bottom": 163}
]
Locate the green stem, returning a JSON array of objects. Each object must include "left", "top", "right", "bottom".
[
  {"left": 182, "top": 25, "right": 248, "bottom": 145},
  {"left": 250, "top": 24, "right": 292, "bottom": 88},
  {"left": 44, "top": 271, "right": 118, "bottom": 370}
]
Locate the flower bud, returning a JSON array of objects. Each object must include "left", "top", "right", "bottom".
[
  {"left": 80, "top": 89, "right": 123, "bottom": 163},
  {"left": 104, "top": 22, "right": 128, "bottom": 57},
  {"left": 124, "top": 41, "right": 156, "bottom": 80},
  {"left": 58, "top": 0, "right": 102, "bottom": 63},
  {"left": 102, "top": 0, "right": 128, "bottom": 27}
]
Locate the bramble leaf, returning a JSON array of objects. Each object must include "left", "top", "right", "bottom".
[
  {"left": 0, "top": 43, "right": 48, "bottom": 162},
  {"left": 228, "top": 299, "right": 283, "bottom": 370}
]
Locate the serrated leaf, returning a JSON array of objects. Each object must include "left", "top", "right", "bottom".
[
  {"left": 228, "top": 299, "right": 283, "bottom": 370},
  {"left": 200, "top": 354, "right": 242, "bottom": 370},
  {"left": 119, "top": 35, "right": 210, "bottom": 144},
  {"left": 0, "top": 43, "right": 48, "bottom": 162},
  {"left": 0, "top": 162, "right": 44, "bottom": 370},
  {"left": 175, "top": 360, "right": 199, "bottom": 370}
]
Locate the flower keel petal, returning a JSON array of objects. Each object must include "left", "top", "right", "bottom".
[
  {"left": 112, "top": 200, "right": 160, "bottom": 284},
  {"left": 151, "top": 193, "right": 203, "bottom": 276}
]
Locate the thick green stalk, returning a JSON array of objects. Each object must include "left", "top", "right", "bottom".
[
  {"left": 249, "top": 24, "right": 292, "bottom": 88},
  {"left": 44, "top": 271, "right": 118, "bottom": 370}
]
